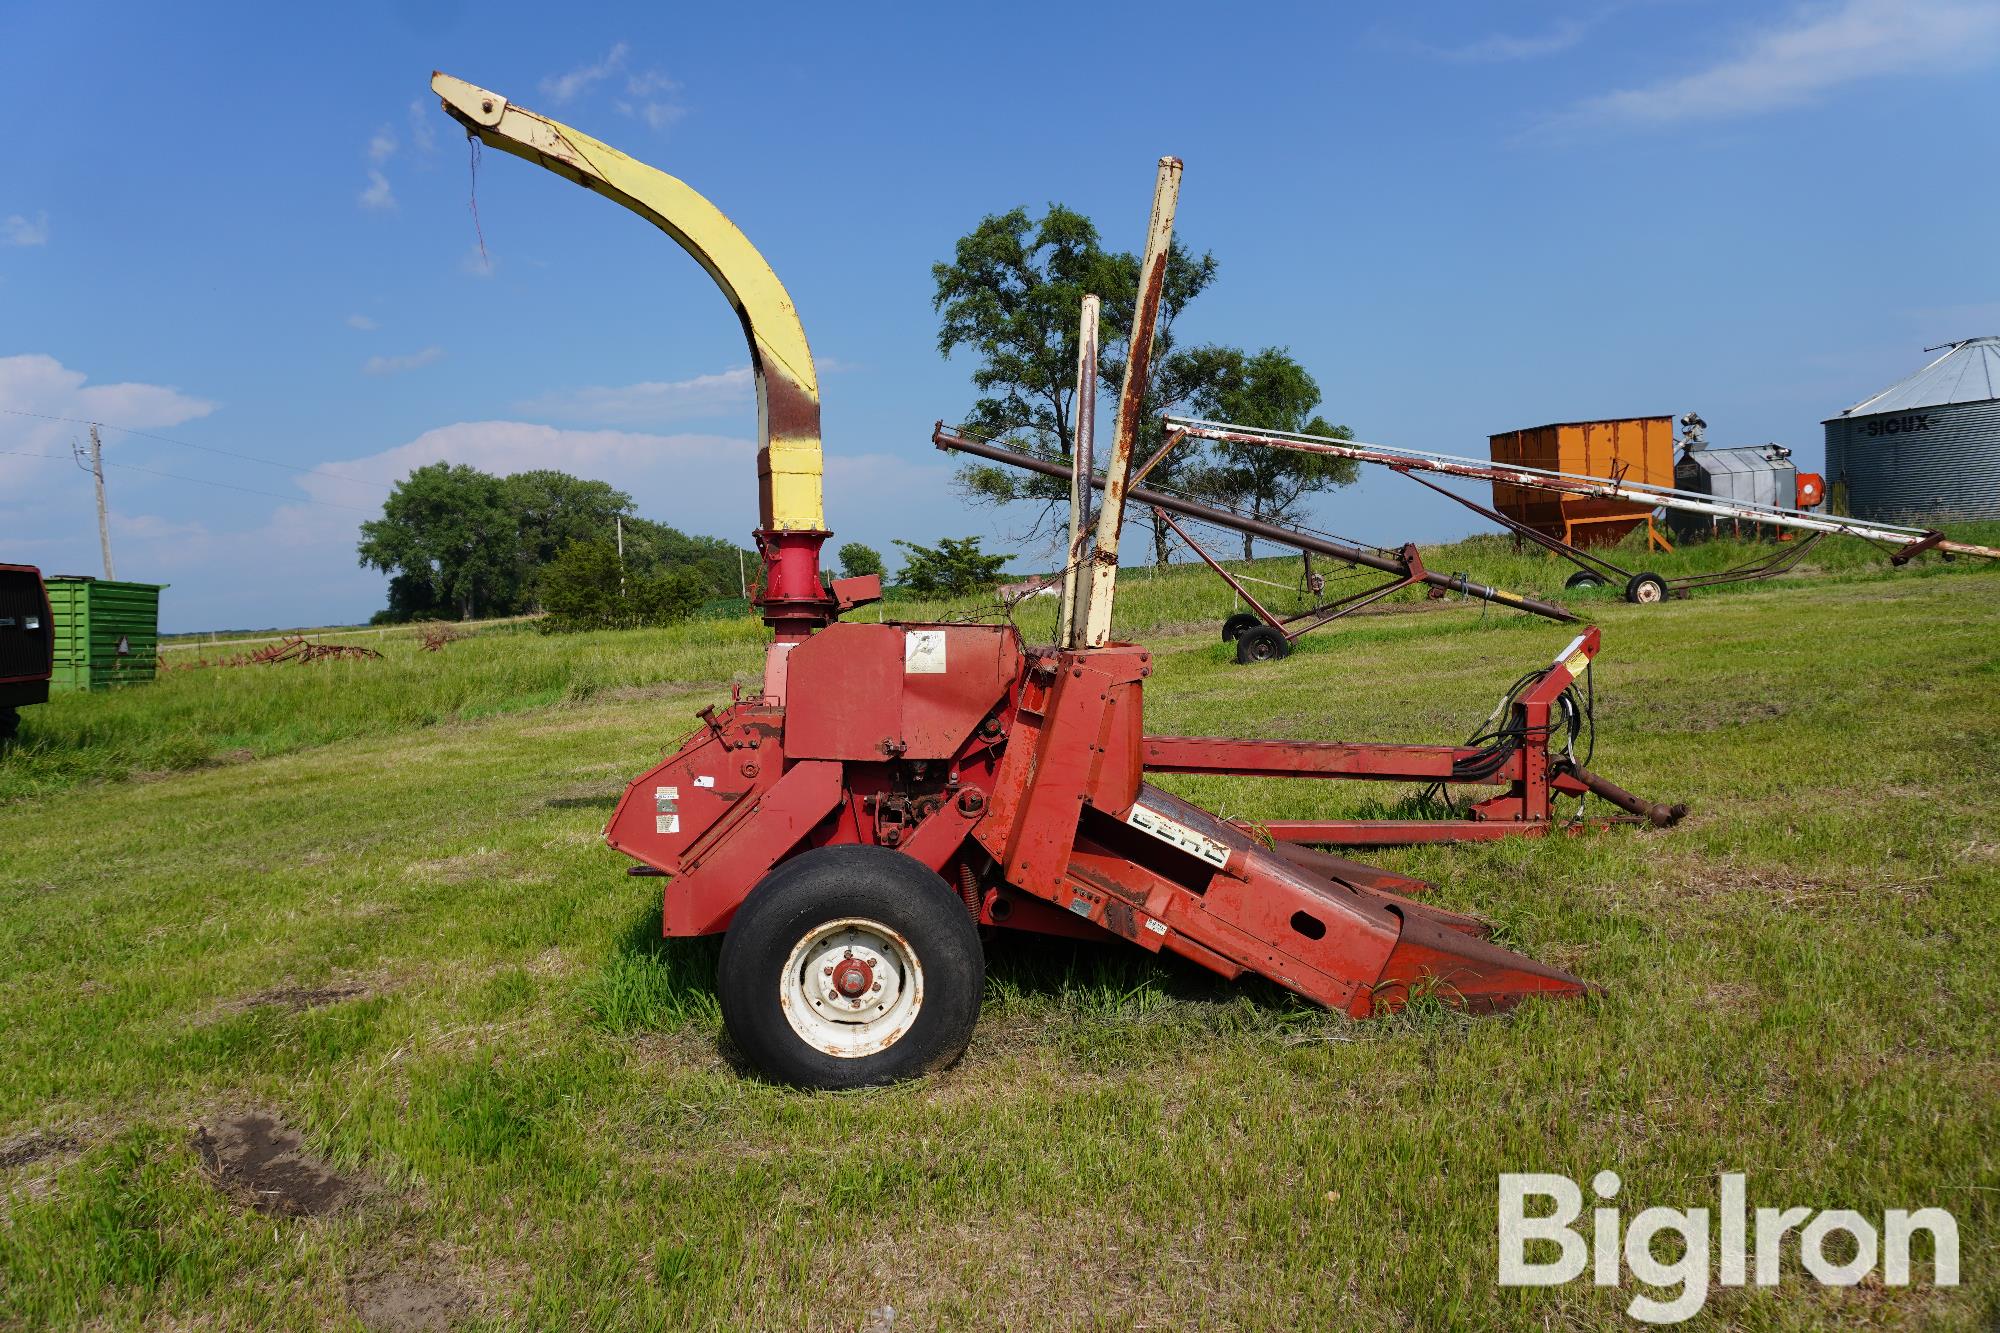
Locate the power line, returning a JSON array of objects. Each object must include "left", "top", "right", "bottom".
[
  {"left": 0, "top": 407, "right": 395, "bottom": 493},
  {"left": 97, "top": 458, "right": 376, "bottom": 512},
  {"left": 0, "top": 445, "right": 375, "bottom": 512}
]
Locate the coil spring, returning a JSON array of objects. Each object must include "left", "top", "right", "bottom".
[{"left": 956, "top": 862, "right": 982, "bottom": 921}]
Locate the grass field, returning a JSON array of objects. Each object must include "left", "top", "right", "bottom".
[{"left": 1, "top": 535, "right": 1996, "bottom": 1329}]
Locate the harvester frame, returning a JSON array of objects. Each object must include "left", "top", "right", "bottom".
[{"left": 432, "top": 73, "right": 1681, "bottom": 1088}]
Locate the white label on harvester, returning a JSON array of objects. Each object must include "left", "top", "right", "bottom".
[
  {"left": 694, "top": 775, "right": 715, "bottom": 788},
  {"left": 904, "top": 629, "right": 947, "bottom": 674},
  {"left": 655, "top": 786, "right": 678, "bottom": 814},
  {"left": 655, "top": 814, "right": 680, "bottom": 835},
  {"left": 1143, "top": 917, "right": 1168, "bottom": 936},
  {"left": 1126, "top": 805, "right": 1232, "bottom": 869}
]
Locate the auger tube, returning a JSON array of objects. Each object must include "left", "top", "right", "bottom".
[{"left": 431, "top": 73, "right": 833, "bottom": 637}]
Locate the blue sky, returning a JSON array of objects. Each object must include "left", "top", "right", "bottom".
[{"left": 3, "top": 0, "right": 1995, "bottom": 631}]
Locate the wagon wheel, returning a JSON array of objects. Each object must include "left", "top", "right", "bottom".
[
  {"left": 1221, "top": 612, "right": 1261, "bottom": 643},
  {"left": 1624, "top": 572, "right": 1669, "bottom": 605},
  {"left": 717, "top": 846, "right": 983, "bottom": 1089},
  {"left": 1564, "top": 570, "right": 1607, "bottom": 590},
  {"left": 1235, "top": 625, "right": 1292, "bottom": 664}
]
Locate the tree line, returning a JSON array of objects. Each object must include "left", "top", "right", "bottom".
[{"left": 357, "top": 464, "right": 749, "bottom": 627}]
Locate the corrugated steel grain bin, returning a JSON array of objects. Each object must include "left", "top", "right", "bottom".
[
  {"left": 45, "top": 577, "right": 167, "bottom": 692},
  {"left": 1823, "top": 337, "right": 2000, "bottom": 523},
  {"left": 1488, "top": 417, "right": 1675, "bottom": 548},
  {"left": 1670, "top": 444, "right": 1799, "bottom": 541}
]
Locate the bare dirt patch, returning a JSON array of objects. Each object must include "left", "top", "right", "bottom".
[
  {"left": 193, "top": 1110, "right": 357, "bottom": 1217},
  {"left": 0, "top": 1129, "right": 79, "bottom": 1170},
  {"left": 346, "top": 1270, "right": 475, "bottom": 1332},
  {"left": 235, "top": 982, "right": 375, "bottom": 1012}
]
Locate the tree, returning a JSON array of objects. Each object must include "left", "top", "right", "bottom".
[
  {"left": 837, "top": 542, "right": 885, "bottom": 580},
  {"left": 1186, "top": 348, "right": 1358, "bottom": 558},
  {"left": 357, "top": 462, "right": 519, "bottom": 620},
  {"left": 360, "top": 461, "right": 756, "bottom": 621},
  {"left": 503, "top": 470, "right": 635, "bottom": 600},
  {"left": 620, "top": 517, "right": 750, "bottom": 599},
  {"left": 892, "top": 537, "right": 1011, "bottom": 597},
  {"left": 537, "top": 539, "right": 707, "bottom": 633},
  {"left": 933, "top": 205, "right": 1219, "bottom": 566}
]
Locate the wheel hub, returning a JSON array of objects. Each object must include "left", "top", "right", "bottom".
[
  {"left": 831, "top": 954, "right": 874, "bottom": 998},
  {"left": 781, "top": 918, "right": 924, "bottom": 1057}
]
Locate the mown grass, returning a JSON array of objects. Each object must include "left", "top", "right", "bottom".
[{"left": 0, "top": 539, "right": 1996, "bottom": 1329}]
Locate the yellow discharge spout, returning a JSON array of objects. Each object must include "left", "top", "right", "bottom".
[{"left": 431, "top": 73, "right": 824, "bottom": 533}]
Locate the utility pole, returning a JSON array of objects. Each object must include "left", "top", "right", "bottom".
[
  {"left": 88, "top": 424, "right": 116, "bottom": 580},
  {"left": 738, "top": 548, "right": 747, "bottom": 600},
  {"left": 615, "top": 514, "right": 625, "bottom": 597}
]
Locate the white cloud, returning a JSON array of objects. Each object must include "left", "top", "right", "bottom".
[
  {"left": 541, "top": 43, "right": 629, "bottom": 103},
  {"left": 407, "top": 99, "right": 439, "bottom": 155},
  {"left": 367, "top": 126, "right": 398, "bottom": 163},
  {"left": 616, "top": 70, "right": 686, "bottom": 131},
  {"left": 3, "top": 211, "right": 49, "bottom": 246},
  {"left": 635, "top": 101, "right": 685, "bottom": 132},
  {"left": 514, "top": 367, "right": 752, "bottom": 426},
  {"left": 1424, "top": 18, "right": 1591, "bottom": 62},
  {"left": 362, "top": 346, "right": 445, "bottom": 376},
  {"left": 345, "top": 313, "right": 379, "bottom": 332},
  {"left": 541, "top": 44, "right": 681, "bottom": 131},
  {"left": 1557, "top": 0, "right": 2000, "bottom": 129},
  {"left": 359, "top": 168, "right": 397, "bottom": 211},
  {"left": 0, "top": 353, "right": 214, "bottom": 441},
  {"left": 0, "top": 353, "right": 218, "bottom": 554}
]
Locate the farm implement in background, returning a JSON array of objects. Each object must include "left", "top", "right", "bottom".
[
  {"left": 162, "top": 636, "right": 384, "bottom": 670},
  {"left": 431, "top": 71, "right": 1683, "bottom": 1087},
  {"left": 1169, "top": 417, "right": 2000, "bottom": 605},
  {"left": 933, "top": 426, "right": 1578, "bottom": 662}
]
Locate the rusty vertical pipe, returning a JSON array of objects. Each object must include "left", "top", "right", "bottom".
[
  {"left": 1059, "top": 294, "right": 1101, "bottom": 649},
  {"left": 1083, "top": 157, "right": 1182, "bottom": 648}
]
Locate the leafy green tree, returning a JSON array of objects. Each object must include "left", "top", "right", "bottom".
[
  {"left": 892, "top": 537, "right": 1011, "bottom": 597},
  {"left": 933, "top": 205, "right": 1219, "bottom": 565},
  {"left": 503, "top": 471, "right": 635, "bottom": 599},
  {"left": 357, "top": 462, "right": 519, "bottom": 620},
  {"left": 361, "top": 461, "right": 756, "bottom": 620},
  {"left": 620, "top": 517, "right": 749, "bottom": 598},
  {"left": 1186, "top": 348, "right": 1358, "bottom": 558},
  {"left": 537, "top": 539, "right": 707, "bottom": 633},
  {"left": 836, "top": 542, "right": 885, "bottom": 579}
]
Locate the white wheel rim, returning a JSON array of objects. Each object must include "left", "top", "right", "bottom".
[
  {"left": 779, "top": 917, "right": 924, "bottom": 1059},
  {"left": 1637, "top": 582, "right": 1663, "bottom": 604}
]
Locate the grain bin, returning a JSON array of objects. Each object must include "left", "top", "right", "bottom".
[
  {"left": 45, "top": 576, "right": 167, "bottom": 691},
  {"left": 1488, "top": 417, "right": 1674, "bottom": 548},
  {"left": 1823, "top": 336, "right": 2000, "bottom": 522},
  {"left": 1670, "top": 443, "right": 1799, "bottom": 542}
]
